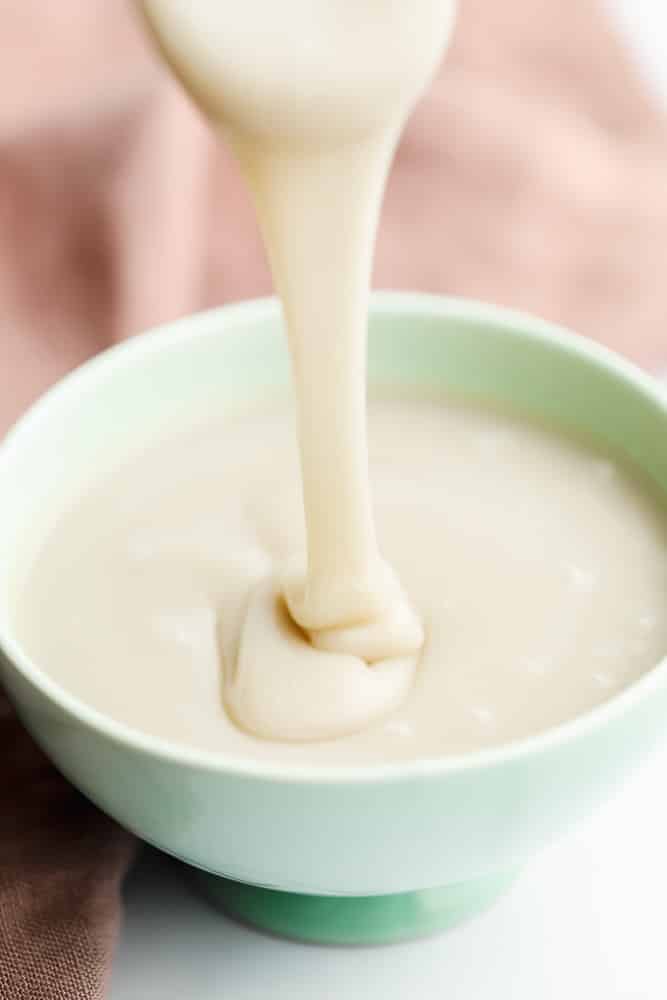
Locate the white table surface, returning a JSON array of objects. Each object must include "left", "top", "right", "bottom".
[{"left": 112, "top": 6, "right": 667, "bottom": 998}]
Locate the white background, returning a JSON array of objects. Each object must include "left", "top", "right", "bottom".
[{"left": 112, "top": 5, "right": 667, "bottom": 997}]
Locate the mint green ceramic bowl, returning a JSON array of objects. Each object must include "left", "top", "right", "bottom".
[{"left": 1, "top": 294, "right": 667, "bottom": 945}]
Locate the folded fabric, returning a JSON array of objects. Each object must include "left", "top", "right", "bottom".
[{"left": 0, "top": 695, "right": 136, "bottom": 1000}]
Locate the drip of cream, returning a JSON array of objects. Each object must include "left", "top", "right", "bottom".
[{"left": 138, "top": 0, "right": 456, "bottom": 741}]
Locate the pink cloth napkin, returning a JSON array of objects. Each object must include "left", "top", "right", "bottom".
[{"left": 1, "top": 1, "right": 666, "bottom": 996}]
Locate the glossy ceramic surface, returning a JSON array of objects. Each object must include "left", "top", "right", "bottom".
[{"left": 1, "top": 295, "right": 666, "bottom": 941}]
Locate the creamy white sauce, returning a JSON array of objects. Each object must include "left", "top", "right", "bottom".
[
  {"left": 138, "top": 0, "right": 456, "bottom": 740},
  {"left": 16, "top": 2, "right": 666, "bottom": 763},
  {"left": 13, "top": 399, "right": 667, "bottom": 763}
]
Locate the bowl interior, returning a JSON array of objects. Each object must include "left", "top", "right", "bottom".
[{"left": 1, "top": 293, "right": 666, "bottom": 716}]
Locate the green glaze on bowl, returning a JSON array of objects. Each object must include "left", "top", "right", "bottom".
[
  {"left": 1, "top": 294, "right": 666, "bottom": 944},
  {"left": 194, "top": 869, "right": 520, "bottom": 945}
]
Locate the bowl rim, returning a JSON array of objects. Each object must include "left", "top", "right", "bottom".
[{"left": 1, "top": 291, "right": 666, "bottom": 785}]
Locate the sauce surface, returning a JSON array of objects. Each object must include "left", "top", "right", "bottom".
[{"left": 14, "top": 397, "right": 667, "bottom": 763}]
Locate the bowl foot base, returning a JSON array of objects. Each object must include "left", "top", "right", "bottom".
[{"left": 193, "top": 868, "right": 519, "bottom": 945}]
